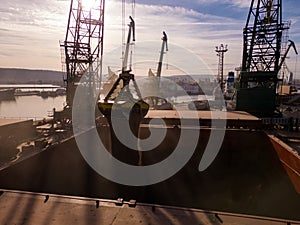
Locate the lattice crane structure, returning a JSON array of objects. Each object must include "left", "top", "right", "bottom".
[
  {"left": 60, "top": 0, "right": 105, "bottom": 117},
  {"left": 236, "top": 0, "right": 290, "bottom": 116},
  {"left": 215, "top": 44, "right": 228, "bottom": 92}
]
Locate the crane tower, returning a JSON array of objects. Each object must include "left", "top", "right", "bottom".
[
  {"left": 60, "top": 0, "right": 105, "bottom": 117},
  {"left": 236, "top": 0, "right": 289, "bottom": 116},
  {"left": 215, "top": 44, "right": 228, "bottom": 92}
]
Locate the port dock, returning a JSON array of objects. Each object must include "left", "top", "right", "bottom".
[{"left": 1, "top": 0, "right": 300, "bottom": 223}]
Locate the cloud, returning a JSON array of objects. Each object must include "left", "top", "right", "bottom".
[
  {"left": 196, "top": 0, "right": 248, "bottom": 7},
  {"left": 0, "top": 0, "right": 69, "bottom": 69},
  {"left": 0, "top": 0, "right": 243, "bottom": 72},
  {"left": 225, "top": 0, "right": 250, "bottom": 8},
  {"left": 133, "top": 0, "right": 250, "bottom": 10},
  {"left": 0, "top": 0, "right": 68, "bottom": 26},
  {"left": 0, "top": 0, "right": 298, "bottom": 75},
  {"left": 102, "top": 1, "right": 244, "bottom": 77}
]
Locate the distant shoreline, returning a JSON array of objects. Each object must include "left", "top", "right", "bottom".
[{"left": 0, "top": 68, "right": 64, "bottom": 86}]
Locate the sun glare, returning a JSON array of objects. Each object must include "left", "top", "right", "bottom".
[{"left": 81, "top": 0, "right": 96, "bottom": 10}]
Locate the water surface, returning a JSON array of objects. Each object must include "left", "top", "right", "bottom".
[{"left": 0, "top": 95, "right": 65, "bottom": 120}]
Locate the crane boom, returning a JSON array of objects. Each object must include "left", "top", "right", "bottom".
[
  {"left": 278, "top": 40, "right": 298, "bottom": 71},
  {"left": 122, "top": 16, "right": 135, "bottom": 72},
  {"left": 157, "top": 31, "right": 168, "bottom": 78},
  {"left": 98, "top": 16, "right": 149, "bottom": 133}
]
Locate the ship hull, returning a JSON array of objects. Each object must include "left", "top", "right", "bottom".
[
  {"left": 268, "top": 134, "right": 300, "bottom": 195},
  {"left": 0, "top": 115, "right": 300, "bottom": 220}
]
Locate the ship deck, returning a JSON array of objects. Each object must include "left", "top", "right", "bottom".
[
  {"left": 0, "top": 189, "right": 299, "bottom": 225},
  {"left": 145, "top": 110, "right": 260, "bottom": 120},
  {"left": 143, "top": 110, "right": 261, "bottom": 128}
]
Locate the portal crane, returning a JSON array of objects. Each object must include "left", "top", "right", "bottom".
[
  {"left": 60, "top": 0, "right": 105, "bottom": 118},
  {"left": 236, "top": 0, "right": 290, "bottom": 116},
  {"left": 145, "top": 31, "right": 170, "bottom": 110},
  {"left": 100, "top": 16, "right": 142, "bottom": 104},
  {"left": 97, "top": 17, "right": 148, "bottom": 163},
  {"left": 98, "top": 16, "right": 148, "bottom": 118},
  {"left": 278, "top": 40, "right": 298, "bottom": 71}
]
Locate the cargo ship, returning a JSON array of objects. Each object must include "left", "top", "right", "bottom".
[{"left": 1, "top": 0, "right": 300, "bottom": 224}]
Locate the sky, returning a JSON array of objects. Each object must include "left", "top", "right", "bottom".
[{"left": 0, "top": 0, "right": 300, "bottom": 79}]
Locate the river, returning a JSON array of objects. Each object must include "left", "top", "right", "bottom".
[{"left": 0, "top": 95, "right": 66, "bottom": 120}]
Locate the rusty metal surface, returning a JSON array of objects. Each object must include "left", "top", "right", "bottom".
[{"left": 268, "top": 134, "right": 300, "bottom": 195}]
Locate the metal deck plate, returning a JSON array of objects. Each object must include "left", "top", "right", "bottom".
[{"left": 0, "top": 190, "right": 299, "bottom": 225}]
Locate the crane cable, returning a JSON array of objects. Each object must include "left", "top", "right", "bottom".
[
  {"left": 121, "top": 0, "right": 135, "bottom": 71},
  {"left": 130, "top": 0, "right": 135, "bottom": 71},
  {"left": 132, "top": 0, "right": 135, "bottom": 18},
  {"left": 294, "top": 54, "right": 298, "bottom": 85},
  {"left": 122, "top": 0, "right": 125, "bottom": 61},
  {"left": 122, "top": 0, "right": 135, "bottom": 57}
]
